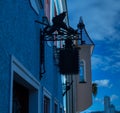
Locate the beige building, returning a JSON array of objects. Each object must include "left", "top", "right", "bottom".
[{"left": 66, "top": 19, "right": 94, "bottom": 113}]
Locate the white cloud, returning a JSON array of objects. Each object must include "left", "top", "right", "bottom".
[
  {"left": 94, "top": 79, "right": 113, "bottom": 88},
  {"left": 110, "top": 94, "right": 119, "bottom": 102},
  {"left": 67, "top": 1, "right": 120, "bottom": 111},
  {"left": 94, "top": 94, "right": 119, "bottom": 105},
  {"left": 94, "top": 97, "right": 103, "bottom": 104},
  {"left": 67, "top": 0, "right": 120, "bottom": 41},
  {"left": 92, "top": 55, "right": 120, "bottom": 74},
  {"left": 92, "top": 55, "right": 113, "bottom": 70},
  {"left": 91, "top": 55, "right": 103, "bottom": 69},
  {"left": 110, "top": 46, "right": 120, "bottom": 58}
]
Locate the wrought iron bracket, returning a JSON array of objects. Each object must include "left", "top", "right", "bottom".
[
  {"left": 62, "top": 81, "right": 73, "bottom": 96},
  {"left": 35, "top": 12, "right": 86, "bottom": 80},
  {"left": 35, "top": 12, "right": 85, "bottom": 43}
]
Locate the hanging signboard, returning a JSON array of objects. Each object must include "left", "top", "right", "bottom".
[{"left": 59, "top": 48, "right": 79, "bottom": 75}]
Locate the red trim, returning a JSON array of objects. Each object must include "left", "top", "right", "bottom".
[
  {"left": 46, "top": 0, "right": 49, "bottom": 4},
  {"left": 45, "top": 0, "right": 50, "bottom": 20}
]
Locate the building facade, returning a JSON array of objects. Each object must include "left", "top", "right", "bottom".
[
  {"left": 104, "top": 96, "right": 116, "bottom": 113},
  {"left": 0, "top": 0, "right": 95, "bottom": 113},
  {"left": 104, "top": 96, "right": 111, "bottom": 113},
  {"left": 0, "top": 0, "right": 65, "bottom": 113},
  {"left": 66, "top": 18, "right": 94, "bottom": 113}
]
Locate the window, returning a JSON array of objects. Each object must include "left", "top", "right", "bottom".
[
  {"left": 38, "top": 0, "right": 43, "bottom": 8},
  {"left": 11, "top": 56, "right": 40, "bottom": 113},
  {"left": 44, "top": 95, "right": 50, "bottom": 113},
  {"left": 43, "top": 88, "right": 52, "bottom": 113},
  {"left": 54, "top": 103, "right": 58, "bottom": 113},
  {"left": 60, "top": 107, "right": 62, "bottom": 113},
  {"left": 79, "top": 60, "right": 86, "bottom": 83}
]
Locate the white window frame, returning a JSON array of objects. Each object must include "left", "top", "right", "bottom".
[
  {"left": 30, "top": 0, "right": 43, "bottom": 15},
  {"left": 43, "top": 87, "right": 52, "bottom": 113},
  {"left": 54, "top": 0, "right": 63, "bottom": 14},
  {"left": 10, "top": 55, "right": 40, "bottom": 113},
  {"left": 59, "top": 104, "right": 63, "bottom": 113},
  {"left": 54, "top": 98, "right": 59, "bottom": 113}
]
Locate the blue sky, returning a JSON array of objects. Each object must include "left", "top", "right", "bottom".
[{"left": 67, "top": 0, "right": 120, "bottom": 112}]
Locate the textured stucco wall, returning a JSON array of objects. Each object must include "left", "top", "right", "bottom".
[
  {"left": 0, "top": 0, "right": 41, "bottom": 76},
  {"left": 0, "top": 0, "right": 63, "bottom": 113},
  {"left": 0, "top": 0, "right": 41, "bottom": 112},
  {"left": 40, "top": 45, "right": 63, "bottom": 107},
  {"left": 76, "top": 45, "right": 92, "bottom": 112}
]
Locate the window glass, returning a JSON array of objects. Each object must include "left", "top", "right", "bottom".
[
  {"left": 60, "top": 107, "right": 62, "bottom": 113},
  {"left": 79, "top": 61, "right": 86, "bottom": 83},
  {"left": 54, "top": 103, "right": 58, "bottom": 113},
  {"left": 38, "top": 0, "right": 43, "bottom": 8},
  {"left": 44, "top": 95, "right": 50, "bottom": 113}
]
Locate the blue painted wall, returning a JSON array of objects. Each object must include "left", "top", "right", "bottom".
[
  {"left": 0, "top": 0, "right": 42, "bottom": 112},
  {"left": 0, "top": 0, "right": 63, "bottom": 113},
  {"left": 40, "top": 44, "right": 63, "bottom": 112}
]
